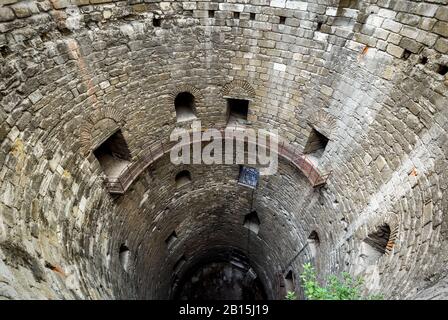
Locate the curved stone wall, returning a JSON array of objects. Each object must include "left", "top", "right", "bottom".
[{"left": 0, "top": 0, "right": 447, "bottom": 299}]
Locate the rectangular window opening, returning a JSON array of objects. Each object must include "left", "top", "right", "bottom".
[
  {"left": 153, "top": 18, "right": 161, "bottom": 27},
  {"left": 93, "top": 130, "right": 131, "bottom": 178},
  {"left": 227, "top": 98, "right": 249, "bottom": 126},
  {"left": 303, "top": 128, "right": 329, "bottom": 160}
]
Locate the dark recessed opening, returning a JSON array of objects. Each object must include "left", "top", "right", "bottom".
[
  {"left": 317, "top": 21, "right": 323, "bottom": 30},
  {"left": 420, "top": 56, "right": 428, "bottom": 65},
  {"left": 93, "top": 130, "right": 131, "bottom": 178},
  {"left": 437, "top": 64, "right": 448, "bottom": 76},
  {"left": 227, "top": 98, "right": 249, "bottom": 125},
  {"left": 175, "top": 170, "right": 192, "bottom": 188},
  {"left": 402, "top": 49, "right": 411, "bottom": 60},
  {"left": 250, "top": 13, "right": 256, "bottom": 20},
  {"left": 165, "top": 231, "right": 178, "bottom": 249},
  {"left": 234, "top": 12, "right": 240, "bottom": 19},
  {"left": 360, "top": 224, "right": 391, "bottom": 266},
  {"left": 172, "top": 249, "right": 267, "bottom": 300},
  {"left": 303, "top": 128, "right": 329, "bottom": 158},
  {"left": 209, "top": 10, "right": 215, "bottom": 18},
  {"left": 279, "top": 16, "right": 286, "bottom": 24},
  {"left": 243, "top": 211, "right": 261, "bottom": 235},
  {"left": 153, "top": 18, "right": 161, "bottom": 27},
  {"left": 175, "top": 92, "right": 196, "bottom": 122},
  {"left": 119, "top": 244, "right": 130, "bottom": 272},
  {"left": 0, "top": 46, "right": 11, "bottom": 58},
  {"left": 307, "top": 231, "right": 320, "bottom": 258},
  {"left": 284, "top": 270, "right": 295, "bottom": 293}
]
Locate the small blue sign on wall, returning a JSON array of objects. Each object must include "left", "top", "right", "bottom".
[{"left": 238, "top": 166, "right": 260, "bottom": 189}]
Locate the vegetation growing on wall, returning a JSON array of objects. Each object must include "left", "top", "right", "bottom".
[{"left": 285, "top": 263, "right": 383, "bottom": 300}]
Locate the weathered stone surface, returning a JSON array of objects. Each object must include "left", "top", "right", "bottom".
[
  {"left": 433, "top": 21, "right": 448, "bottom": 37},
  {"left": 0, "top": 7, "right": 15, "bottom": 22}
]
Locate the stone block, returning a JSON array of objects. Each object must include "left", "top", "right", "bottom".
[
  {"left": 270, "top": 0, "right": 286, "bottom": 8},
  {"left": 400, "top": 26, "right": 418, "bottom": 39},
  {"left": 382, "top": 19, "right": 402, "bottom": 32},
  {"left": 399, "top": 37, "right": 423, "bottom": 53},
  {"left": 0, "top": 7, "right": 15, "bottom": 22},
  {"left": 89, "top": 0, "right": 113, "bottom": 4},
  {"left": 396, "top": 12, "right": 420, "bottom": 26},
  {"left": 378, "top": 8, "right": 396, "bottom": 19},
  {"left": 182, "top": 2, "right": 196, "bottom": 10},
  {"left": 435, "top": 6, "right": 448, "bottom": 21},
  {"left": 413, "top": 3, "right": 438, "bottom": 17},
  {"left": 433, "top": 21, "right": 448, "bottom": 37},
  {"left": 415, "top": 30, "right": 437, "bottom": 47},
  {"left": 285, "top": 1, "right": 307, "bottom": 11},
  {"left": 418, "top": 17, "right": 436, "bottom": 30},
  {"left": 434, "top": 37, "right": 448, "bottom": 54},
  {"left": 50, "top": 0, "right": 71, "bottom": 9},
  {"left": 219, "top": 3, "right": 245, "bottom": 12},
  {"left": 11, "top": 2, "right": 38, "bottom": 18},
  {"left": 0, "top": 0, "right": 19, "bottom": 5},
  {"left": 386, "top": 43, "right": 404, "bottom": 58}
]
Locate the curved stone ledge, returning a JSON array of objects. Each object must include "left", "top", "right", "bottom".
[{"left": 104, "top": 128, "right": 331, "bottom": 194}]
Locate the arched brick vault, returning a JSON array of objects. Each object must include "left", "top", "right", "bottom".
[
  {"left": 79, "top": 107, "right": 126, "bottom": 156},
  {"left": 0, "top": 0, "right": 447, "bottom": 300},
  {"left": 222, "top": 79, "right": 256, "bottom": 100}
]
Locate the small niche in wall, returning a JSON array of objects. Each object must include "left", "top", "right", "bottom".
[
  {"left": 279, "top": 16, "right": 286, "bottom": 25},
  {"left": 420, "top": 56, "right": 428, "bottom": 65},
  {"left": 173, "top": 255, "right": 186, "bottom": 274},
  {"left": 238, "top": 166, "right": 259, "bottom": 189},
  {"left": 165, "top": 231, "right": 178, "bottom": 249},
  {"left": 307, "top": 231, "right": 320, "bottom": 258},
  {"left": 153, "top": 18, "right": 161, "bottom": 27},
  {"left": 316, "top": 21, "right": 323, "bottom": 31},
  {"left": 119, "top": 244, "right": 130, "bottom": 272},
  {"left": 437, "top": 64, "right": 448, "bottom": 76},
  {"left": 175, "top": 92, "right": 197, "bottom": 122},
  {"left": 244, "top": 211, "right": 260, "bottom": 235},
  {"left": 209, "top": 10, "right": 215, "bottom": 18},
  {"left": 93, "top": 129, "right": 131, "bottom": 178},
  {"left": 360, "top": 224, "right": 391, "bottom": 265},
  {"left": 227, "top": 98, "right": 249, "bottom": 126},
  {"left": 0, "top": 45, "right": 11, "bottom": 58},
  {"left": 303, "top": 127, "right": 329, "bottom": 160},
  {"left": 250, "top": 13, "right": 256, "bottom": 20},
  {"left": 402, "top": 49, "right": 411, "bottom": 60},
  {"left": 175, "top": 170, "right": 192, "bottom": 188},
  {"left": 284, "top": 270, "right": 295, "bottom": 293},
  {"left": 234, "top": 12, "right": 240, "bottom": 19}
]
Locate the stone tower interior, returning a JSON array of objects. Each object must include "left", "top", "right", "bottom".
[{"left": 0, "top": 0, "right": 448, "bottom": 300}]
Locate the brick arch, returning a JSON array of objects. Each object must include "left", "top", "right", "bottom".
[
  {"left": 222, "top": 79, "right": 256, "bottom": 100},
  {"left": 355, "top": 213, "right": 400, "bottom": 257},
  {"left": 169, "top": 85, "right": 203, "bottom": 103},
  {"left": 307, "top": 109, "right": 337, "bottom": 138},
  {"left": 79, "top": 107, "right": 126, "bottom": 156}
]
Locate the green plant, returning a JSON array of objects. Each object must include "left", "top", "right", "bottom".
[
  {"left": 285, "top": 291, "right": 297, "bottom": 300},
  {"left": 300, "top": 263, "right": 383, "bottom": 300}
]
